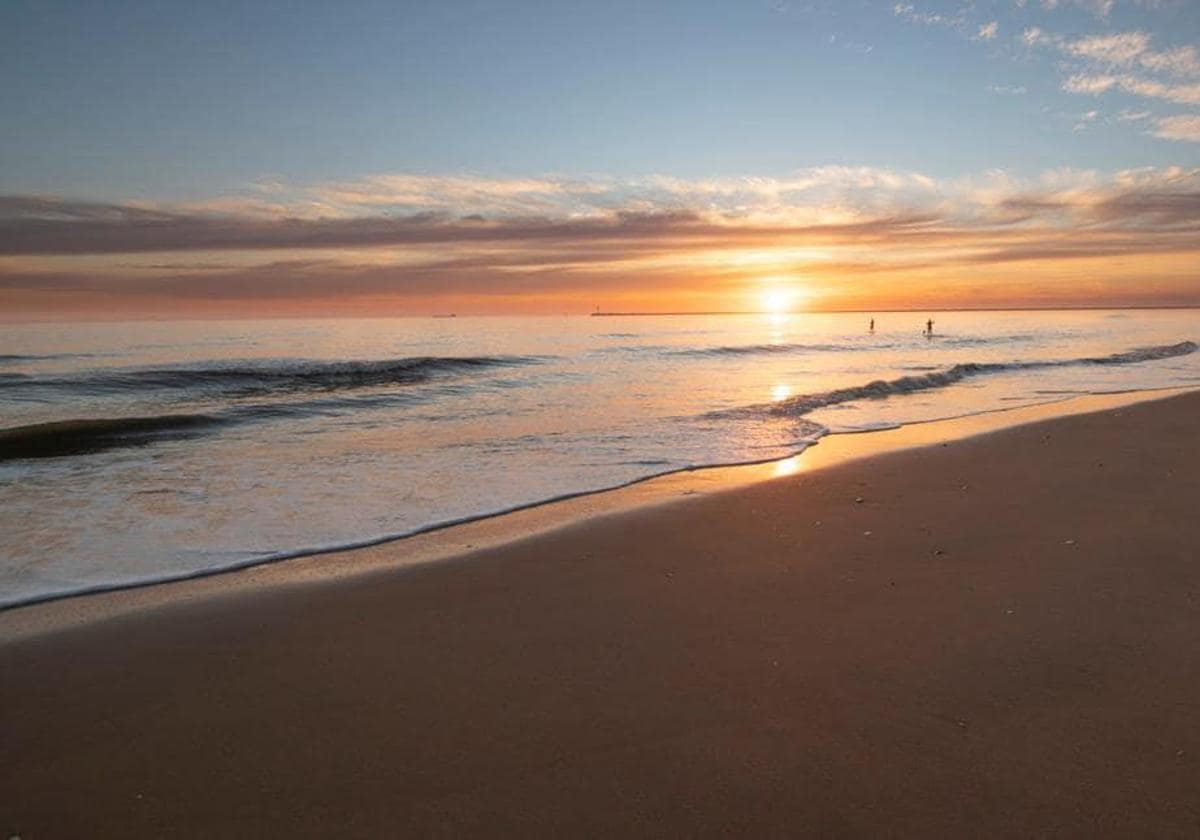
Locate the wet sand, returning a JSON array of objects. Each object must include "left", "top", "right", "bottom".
[{"left": 3, "top": 391, "right": 1200, "bottom": 836}]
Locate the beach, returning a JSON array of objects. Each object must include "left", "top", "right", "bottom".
[{"left": 3, "top": 390, "right": 1199, "bottom": 837}]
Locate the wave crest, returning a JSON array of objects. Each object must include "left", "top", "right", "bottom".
[
  {"left": 718, "top": 340, "right": 1198, "bottom": 419},
  {"left": 0, "top": 354, "right": 550, "bottom": 396},
  {"left": 0, "top": 414, "right": 224, "bottom": 461}
]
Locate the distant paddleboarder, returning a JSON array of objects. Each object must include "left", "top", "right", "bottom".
[{"left": 925, "top": 318, "right": 934, "bottom": 337}]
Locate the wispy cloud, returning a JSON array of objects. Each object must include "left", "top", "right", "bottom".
[
  {"left": 1021, "top": 27, "right": 1200, "bottom": 106},
  {"left": 1028, "top": 0, "right": 1121, "bottom": 19},
  {"left": 1020, "top": 26, "right": 1051, "bottom": 48},
  {"left": 1139, "top": 44, "right": 1200, "bottom": 77},
  {"left": 1063, "top": 31, "right": 1152, "bottom": 65},
  {"left": 1062, "top": 73, "right": 1200, "bottom": 104},
  {"left": 892, "top": 3, "right": 970, "bottom": 34},
  {"left": 894, "top": 0, "right": 1195, "bottom": 127},
  {"left": 5, "top": 166, "right": 1195, "bottom": 251},
  {"left": 1152, "top": 114, "right": 1200, "bottom": 141}
]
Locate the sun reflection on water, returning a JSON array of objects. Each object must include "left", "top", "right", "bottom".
[{"left": 773, "top": 456, "right": 801, "bottom": 477}]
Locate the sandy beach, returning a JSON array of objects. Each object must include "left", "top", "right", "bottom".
[{"left": 4, "top": 391, "right": 1200, "bottom": 837}]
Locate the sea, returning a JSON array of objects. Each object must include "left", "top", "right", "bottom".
[{"left": 2, "top": 309, "right": 1198, "bottom": 608}]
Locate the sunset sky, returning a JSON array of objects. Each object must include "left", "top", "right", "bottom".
[{"left": 2, "top": 0, "right": 1198, "bottom": 318}]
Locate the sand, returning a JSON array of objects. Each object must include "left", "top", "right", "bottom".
[{"left": 3, "top": 392, "right": 1200, "bottom": 837}]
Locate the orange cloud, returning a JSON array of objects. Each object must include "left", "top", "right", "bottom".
[{"left": 1, "top": 167, "right": 1197, "bottom": 319}]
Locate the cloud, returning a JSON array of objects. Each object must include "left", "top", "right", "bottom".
[
  {"left": 1013, "top": 0, "right": 1131, "bottom": 17},
  {"left": 1021, "top": 27, "right": 1051, "bottom": 48},
  {"left": 1059, "top": 31, "right": 1200, "bottom": 84},
  {"left": 1063, "top": 31, "right": 1151, "bottom": 65},
  {"left": 1063, "top": 74, "right": 1119, "bottom": 94},
  {"left": 1063, "top": 74, "right": 1200, "bottom": 104},
  {"left": 1152, "top": 114, "right": 1200, "bottom": 141},
  {"left": 1035, "top": 0, "right": 1116, "bottom": 17},
  {"left": 1, "top": 167, "right": 1198, "bottom": 316},
  {"left": 1021, "top": 27, "right": 1200, "bottom": 107},
  {"left": 1118, "top": 77, "right": 1200, "bottom": 104},
  {"left": 233, "top": 166, "right": 949, "bottom": 227},
  {"left": 977, "top": 21, "right": 999, "bottom": 41},
  {"left": 892, "top": 2, "right": 969, "bottom": 33},
  {"left": 1139, "top": 45, "right": 1200, "bottom": 78},
  {"left": 3, "top": 167, "right": 1198, "bottom": 255}
]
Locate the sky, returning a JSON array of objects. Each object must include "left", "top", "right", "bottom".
[{"left": 1, "top": 0, "right": 1198, "bottom": 318}]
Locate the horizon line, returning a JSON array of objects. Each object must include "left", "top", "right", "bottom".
[
  {"left": 594, "top": 304, "right": 1200, "bottom": 316},
  {"left": 4, "top": 303, "right": 1200, "bottom": 326}
]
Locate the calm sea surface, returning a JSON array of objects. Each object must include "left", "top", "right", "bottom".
[{"left": 2, "top": 310, "right": 1198, "bottom": 607}]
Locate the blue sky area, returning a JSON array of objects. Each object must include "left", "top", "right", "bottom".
[{"left": 2, "top": 0, "right": 1198, "bottom": 201}]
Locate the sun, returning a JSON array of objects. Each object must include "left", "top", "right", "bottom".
[{"left": 760, "top": 285, "right": 795, "bottom": 315}]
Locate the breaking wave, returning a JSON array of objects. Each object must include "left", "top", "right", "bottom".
[
  {"left": 0, "top": 354, "right": 550, "bottom": 397},
  {"left": 0, "top": 414, "right": 225, "bottom": 461},
  {"left": 0, "top": 352, "right": 95, "bottom": 365},
  {"left": 716, "top": 341, "right": 1198, "bottom": 419}
]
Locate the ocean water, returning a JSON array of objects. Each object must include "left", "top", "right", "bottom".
[{"left": 2, "top": 309, "right": 1198, "bottom": 607}]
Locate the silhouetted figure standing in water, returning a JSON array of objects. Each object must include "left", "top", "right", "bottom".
[
  {"left": 925, "top": 318, "right": 934, "bottom": 337},
  {"left": 869, "top": 318, "right": 875, "bottom": 333}
]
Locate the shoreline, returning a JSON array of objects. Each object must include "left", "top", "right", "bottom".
[{"left": 2, "top": 385, "right": 1194, "bottom": 643}]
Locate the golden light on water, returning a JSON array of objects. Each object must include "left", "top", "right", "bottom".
[{"left": 772, "top": 456, "right": 801, "bottom": 477}]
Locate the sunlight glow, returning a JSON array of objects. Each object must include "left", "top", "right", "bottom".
[
  {"left": 759, "top": 278, "right": 810, "bottom": 316},
  {"left": 761, "top": 287, "right": 794, "bottom": 314}
]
